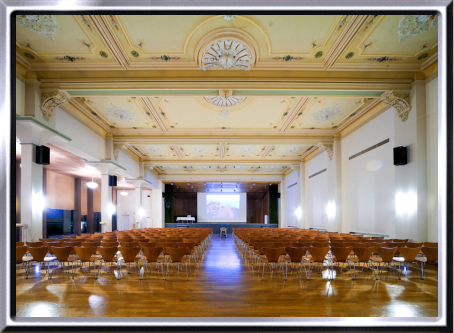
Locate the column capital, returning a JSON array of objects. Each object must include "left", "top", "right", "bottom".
[
  {"left": 289, "top": 164, "right": 300, "bottom": 177},
  {"left": 381, "top": 90, "right": 411, "bottom": 122},
  {"left": 317, "top": 143, "right": 334, "bottom": 161},
  {"left": 113, "top": 143, "right": 129, "bottom": 160},
  {"left": 41, "top": 89, "right": 71, "bottom": 121}
]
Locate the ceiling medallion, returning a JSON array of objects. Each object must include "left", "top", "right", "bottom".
[
  {"left": 145, "top": 146, "right": 164, "bottom": 154},
  {"left": 205, "top": 90, "right": 246, "bottom": 108},
  {"left": 223, "top": 15, "right": 235, "bottom": 22},
  {"left": 201, "top": 39, "right": 252, "bottom": 71},
  {"left": 191, "top": 145, "right": 209, "bottom": 153},
  {"left": 282, "top": 146, "right": 303, "bottom": 154},
  {"left": 237, "top": 146, "right": 255, "bottom": 154},
  {"left": 16, "top": 15, "right": 57, "bottom": 41},
  {"left": 218, "top": 110, "right": 230, "bottom": 118},
  {"left": 312, "top": 104, "right": 342, "bottom": 123},
  {"left": 397, "top": 15, "right": 438, "bottom": 43},
  {"left": 106, "top": 104, "right": 136, "bottom": 122}
]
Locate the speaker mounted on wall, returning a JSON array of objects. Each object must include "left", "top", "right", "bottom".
[
  {"left": 393, "top": 146, "right": 408, "bottom": 166},
  {"left": 165, "top": 201, "right": 171, "bottom": 209},
  {"left": 35, "top": 145, "right": 50, "bottom": 165},
  {"left": 162, "top": 192, "right": 166, "bottom": 199},
  {"left": 109, "top": 175, "right": 117, "bottom": 186}
]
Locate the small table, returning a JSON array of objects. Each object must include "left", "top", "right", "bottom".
[
  {"left": 176, "top": 217, "right": 195, "bottom": 223},
  {"left": 220, "top": 227, "right": 227, "bottom": 238}
]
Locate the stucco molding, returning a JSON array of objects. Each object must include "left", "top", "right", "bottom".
[
  {"left": 381, "top": 90, "right": 411, "bottom": 122},
  {"left": 41, "top": 89, "right": 71, "bottom": 121}
]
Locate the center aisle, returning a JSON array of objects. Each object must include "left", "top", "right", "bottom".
[{"left": 15, "top": 234, "right": 438, "bottom": 318}]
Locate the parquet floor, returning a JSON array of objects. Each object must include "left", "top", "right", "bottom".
[{"left": 15, "top": 235, "right": 438, "bottom": 317}]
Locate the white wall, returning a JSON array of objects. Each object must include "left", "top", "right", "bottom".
[
  {"left": 16, "top": 78, "right": 25, "bottom": 116},
  {"left": 116, "top": 189, "right": 153, "bottom": 230},
  {"left": 425, "top": 75, "right": 438, "bottom": 242},
  {"left": 116, "top": 149, "right": 139, "bottom": 179},
  {"left": 306, "top": 152, "right": 329, "bottom": 230},
  {"left": 284, "top": 170, "right": 302, "bottom": 228},
  {"left": 341, "top": 108, "right": 396, "bottom": 237},
  {"left": 53, "top": 107, "right": 106, "bottom": 161}
]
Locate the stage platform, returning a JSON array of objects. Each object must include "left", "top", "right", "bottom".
[{"left": 165, "top": 223, "right": 277, "bottom": 233}]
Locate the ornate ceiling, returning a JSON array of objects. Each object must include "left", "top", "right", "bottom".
[{"left": 15, "top": 14, "right": 438, "bottom": 176}]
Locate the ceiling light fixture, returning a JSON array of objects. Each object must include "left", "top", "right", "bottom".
[
  {"left": 120, "top": 187, "right": 128, "bottom": 197},
  {"left": 87, "top": 177, "right": 98, "bottom": 189}
]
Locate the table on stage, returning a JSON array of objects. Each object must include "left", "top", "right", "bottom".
[{"left": 175, "top": 217, "right": 196, "bottom": 223}]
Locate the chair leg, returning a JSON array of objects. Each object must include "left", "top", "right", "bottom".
[
  {"left": 352, "top": 262, "right": 356, "bottom": 280},
  {"left": 186, "top": 262, "right": 188, "bottom": 280},
  {"left": 262, "top": 262, "right": 266, "bottom": 280}
]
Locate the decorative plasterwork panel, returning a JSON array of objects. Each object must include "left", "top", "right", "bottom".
[
  {"left": 205, "top": 95, "right": 245, "bottom": 108},
  {"left": 106, "top": 103, "right": 137, "bottom": 122},
  {"left": 397, "top": 15, "right": 438, "bottom": 43},
  {"left": 16, "top": 15, "right": 57, "bottom": 41},
  {"left": 113, "top": 143, "right": 128, "bottom": 160},
  {"left": 190, "top": 145, "right": 210, "bottom": 154},
  {"left": 381, "top": 91, "right": 411, "bottom": 122},
  {"left": 317, "top": 143, "right": 334, "bottom": 160},
  {"left": 311, "top": 104, "right": 342, "bottom": 123},
  {"left": 201, "top": 39, "right": 253, "bottom": 71},
  {"left": 41, "top": 90, "right": 71, "bottom": 121},
  {"left": 144, "top": 145, "right": 164, "bottom": 154}
]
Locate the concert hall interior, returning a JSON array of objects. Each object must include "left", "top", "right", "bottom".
[{"left": 13, "top": 13, "right": 441, "bottom": 320}]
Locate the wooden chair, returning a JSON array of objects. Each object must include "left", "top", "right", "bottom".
[
  {"left": 349, "top": 247, "right": 374, "bottom": 280},
  {"left": 305, "top": 247, "right": 330, "bottom": 280},
  {"left": 26, "top": 241, "right": 43, "bottom": 248},
  {"left": 16, "top": 242, "right": 25, "bottom": 247},
  {"left": 370, "top": 247, "right": 399, "bottom": 280},
  {"left": 25, "top": 247, "right": 56, "bottom": 279},
  {"left": 416, "top": 247, "right": 438, "bottom": 279},
  {"left": 49, "top": 246, "right": 76, "bottom": 279},
  {"left": 73, "top": 246, "right": 99, "bottom": 280},
  {"left": 165, "top": 247, "right": 190, "bottom": 280},
  {"left": 311, "top": 242, "right": 330, "bottom": 248},
  {"left": 423, "top": 242, "right": 438, "bottom": 247},
  {"left": 142, "top": 247, "right": 165, "bottom": 279},
  {"left": 393, "top": 247, "right": 422, "bottom": 280},
  {"left": 97, "top": 246, "right": 120, "bottom": 278},
  {"left": 284, "top": 247, "right": 307, "bottom": 280},
  {"left": 118, "top": 247, "right": 143, "bottom": 279},
  {"left": 259, "top": 247, "right": 286, "bottom": 280},
  {"left": 329, "top": 246, "right": 353, "bottom": 276},
  {"left": 16, "top": 246, "right": 28, "bottom": 274}
]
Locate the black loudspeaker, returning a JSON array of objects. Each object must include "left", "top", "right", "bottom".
[
  {"left": 109, "top": 175, "right": 117, "bottom": 186},
  {"left": 165, "top": 202, "right": 171, "bottom": 209},
  {"left": 162, "top": 192, "right": 166, "bottom": 199},
  {"left": 35, "top": 145, "right": 50, "bottom": 165},
  {"left": 277, "top": 193, "right": 281, "bottom": 199},
  {"left": 393, "top": 146, "right": 408, "bottom": 166}
]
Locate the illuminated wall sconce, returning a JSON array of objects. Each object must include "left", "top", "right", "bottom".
[
  {"left": 139, "top": 208, "right": 145, "bottom": 218},
  {"left": 108, "top": 203, "right": 116, "bottom": 215},
  {"left": 295, "top": 207, "right": 302, "bottom": 219},
  {"left": 32, "top": 192, "right": 46, "bottom": 212},
  {"left": 395, "top": 191, "right": 417, "bottom": 216}
]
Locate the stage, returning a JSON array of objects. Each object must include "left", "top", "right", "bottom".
[{"left": 165, "top": 223, "right": 277, "bottom": 233}]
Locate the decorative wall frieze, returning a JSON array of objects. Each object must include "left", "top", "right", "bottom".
[
  {"left": 41, "top": 89, "right": 71, "bottom": 121},
  {"left": 381, "top": 91, "right": 411, "bottom": 122},
  {"left": 317, "top": 143, "right": 334, "bottom": 160},
  {"left": 113, "top": 143, "right": 128, "bottom": 160},
  {"left": 289, "top": 164, "right": 300, "bottom": 176}
]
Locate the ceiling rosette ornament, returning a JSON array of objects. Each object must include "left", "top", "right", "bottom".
[
  {"left": 145, "top": 146, "right": 164, "bottom": 154},
  {"left": 236, "top": 145, "right": 255, "bottom": 154},
  {"left": 397, "top": 15, "right": 438, "bottom": 42},
  {"left": 282, "top": 146, "right": 303, "bottom": 154},
  {"left": 191, "top": 145, "right": 209, "bottom": 153},
  {"left": 206, "top": 96, "right": 245, "bottom": 108},
  {"left": 312, "top": 104, "right": 342, "bottom": 123},
  {"left": 16, "top": 15, "right": 57, "bottom": 41},
  {"left": 106, "top": 104, "right": 136, "bottom": 123},
  {"left": 201, "top": 39, "right": 253, "bottom": 71}
]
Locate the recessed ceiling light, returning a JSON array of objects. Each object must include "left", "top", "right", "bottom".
[
  {"left": 187, "top": 183, "right": 190, "bottom": 185},
  {"left": 253, "top": 183, "right": 255, "bottom": 186}
]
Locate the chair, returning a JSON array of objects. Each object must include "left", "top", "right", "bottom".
[
  {"left": 16, "top": 242, "right": 25, "bottom": 247},
  {"left": 26, "top": 241, "right": 42, "bottom": 248},
  {"left": 423, "top": 242, "right": 438, "bottom": 247},
  {"left": 73, "top": 246, "right": 99, "bottom": 280},
  {"left": 25, "top": 247, "right": 56, "bottom": 279},
  {"left": 97, "top": 246, "right": 120, "bottom": 278},
  {"left": 393, "top": 247, "right": 422, "bottom": 280},
  {"left": 405, "top": 242, "right": 423, "bottom": 248},
  {"left": 142, "top": 247, "right": 165, "bottom": 279},
  {"left": 416, "top": 247, "right": 438, "bottom": 279},
  {"left": 49, "top": 246, "right": 76, "bottom": 279},
  {"left": 120, "top": 241, "right": 139, "bottom": 248},
  {"left": 349, "top": 247, "right": 374, "bottom": 280},
  {"left": 16, "top": 246, "right": 28, "bottom": 274},
  {"left": 284, "top": 247, "right": 307, "bottom": 280},
  {"left": 329, "top": 246, "right": 353, "bottom": 276},
  {"left": 259, "top": 247, "right": 285, "bottom": 280},
  {"left": 118, "top": 247, "right": 143, "bottom": 279},
  {"left": 370, "top": 247, "right": 399, "bottom": 280},
  {"left": 165, "top": 248, "right": 190, "bottom": 280},
  {"left": 305, "top": 247, "right": 330, "bottom": 280}
]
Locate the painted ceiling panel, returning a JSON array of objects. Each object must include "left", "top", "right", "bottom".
[
  {"left": 248, "top": 15, "right": 340, "bottom": 54},
  {"left": 160, "top": 97, "right": 292, "bottom": 129},
  {"left": 85, "top": 97, "right": 156, "bottom": 129}
]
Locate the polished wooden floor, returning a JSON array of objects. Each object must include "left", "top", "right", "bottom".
[{"left": 15, "top": 236, "right": 438, "bottom": 317}]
